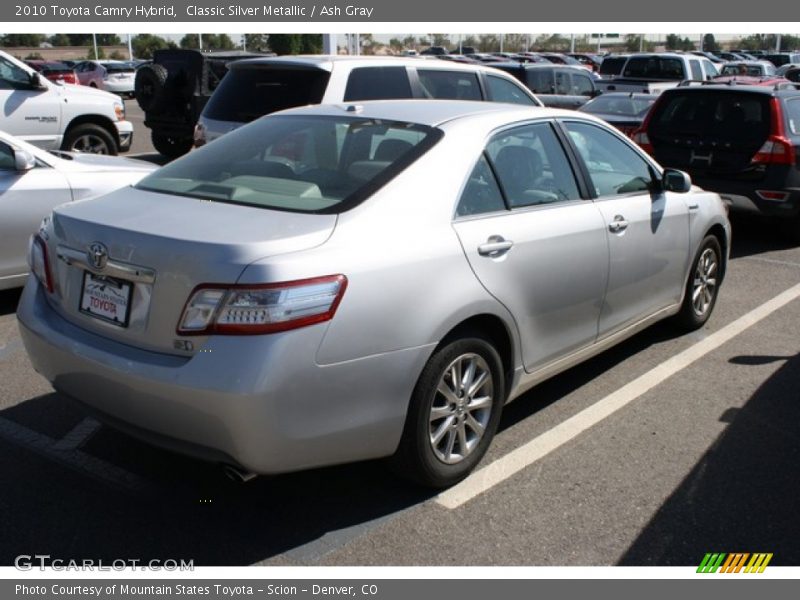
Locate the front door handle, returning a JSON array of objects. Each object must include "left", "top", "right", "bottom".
[
  {"left": 608, "top": 215, "right": 629, "bottom": 233},
  {"left": 478, "top": 236, "right": 514, "bottom": 257}
]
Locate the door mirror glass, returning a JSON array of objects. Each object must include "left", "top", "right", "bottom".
[{"left": 663, "top": 168, "right": 692, "bottom": 193}]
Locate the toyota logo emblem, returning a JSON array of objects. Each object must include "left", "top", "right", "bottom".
[{"left": 87, "top": 242, "right": 108, "bottom": 270}]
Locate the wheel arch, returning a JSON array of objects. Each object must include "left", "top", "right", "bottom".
[
  {"left": 705, "top": 222, "right": 729, "bottom": 282},
  {"left": 64, "top": 115, "right": 120, "bottom": 148},
  {"left": 436, "top": 312, "right": 517, "bottom": 397}
]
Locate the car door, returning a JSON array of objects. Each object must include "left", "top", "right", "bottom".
[
  {"left": 0, "top": 54, "right": 61, "bottom": 149},
  {"left": 561, "top": 120, "right": 691, "bottom": 338},
  {"left": 0, "top": 141, "right": 72, "bottom": 283},
  {"left": 452, "top": 121, "right": 609, "bottom": 372}
]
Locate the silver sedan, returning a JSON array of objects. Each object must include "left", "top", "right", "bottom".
[
  {"left": 17, "top": 100, "right": 731, "bottom": 488},
  {"left": 0, "top": 132, "right": 156, "bottom": 291}
]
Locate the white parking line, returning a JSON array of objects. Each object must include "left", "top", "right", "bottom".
[{"left": 436, "top": 281, "right": 800, "bottom": 510}]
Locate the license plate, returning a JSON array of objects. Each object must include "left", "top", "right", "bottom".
[{"left": 79, "top": 272, "right": 133, "bottom": 327}]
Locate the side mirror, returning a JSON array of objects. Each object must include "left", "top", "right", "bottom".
[
  {"left": 14, "top": 149, "right": 36, "bottom": 172},
  {"left": 28, "top": 72, "right": 47, "bottom": 90},
  {"left": 663, "top": 168, "right": 692, "bottom": 193}
]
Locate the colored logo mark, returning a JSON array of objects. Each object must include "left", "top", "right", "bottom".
[{"left": 697, "top": 553, "right": 773, "bottom": 573}]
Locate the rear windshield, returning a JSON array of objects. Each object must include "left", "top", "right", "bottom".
[
  {"left": 599, "top": 57, "right": 626, "bottom": 76},
  {"left": 203, "top": 65, "right": 331, "bottom": 123},
  {"left": 135, "top": 115, "right": 442, "bottom": 214},
  {"left": 41, "top": 63, "right": 72, "bottom": 73},
  {"left": 650, "top": 91, "right": 771, "bottom": 141},
  {"left": 623, "top": 57, "right": 685, "bottom": 79},
  {"left": 104, "top": 63, "right": 135, "bottom": 74},
  {"left": 583, "top": 95, "right": 655, "bottom": 116}
]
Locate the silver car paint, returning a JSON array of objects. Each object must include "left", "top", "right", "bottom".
[{"left": 17, "top": 101, "right": 731, "bottom": 475}]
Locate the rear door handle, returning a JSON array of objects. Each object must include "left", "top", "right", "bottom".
[
  {"left": 608, "top": 215, "right": 629, "bottom": 233},
  {"left": 478, "top": 236, "right": 514, "bottom": 257}
]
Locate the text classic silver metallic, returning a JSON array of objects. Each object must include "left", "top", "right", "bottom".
[{"left": 17, "top": 100, "right": 731, "bottom": 487}]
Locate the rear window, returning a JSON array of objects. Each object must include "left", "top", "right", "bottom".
[
  {"left": 650, "top": 91, "right": 771, "bottom": 141},
  {"left": 42, "top": 62, "right": 71, "bottom": 73},
  {"left": 623, "top": 57, "right": 685, "bottom": 80},
  {"left": 135, "top": 115, "right": 442, "bottom": 214},
  {"left": 599, "top": 57, "right": 626, "bottom": 77},
  {"left": 104, "top": 63, "right": 135, "bottom": 74},
  {"left": 203, "top": 66, "right": 331, "bottom": 123}
]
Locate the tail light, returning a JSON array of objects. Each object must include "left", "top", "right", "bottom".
[
  {"left": 28, "top": 234, "right": 53, "bottom": 293},
  {"left": 756, "top": 190, "right": 790, "bottom": 201},
  {"left": 193, "top": 122, "right": 206, "bottom": 148},
  {"left": 177, "top": 275, "right": 347, "bottom": 336},
  {"left": 632, "top": 130, "right": 653, "bottom": 154},
  {"left": 751, "top": 98, "right": 796, "bottom": 166}
]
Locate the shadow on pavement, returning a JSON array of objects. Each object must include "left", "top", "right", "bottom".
[
  {"left": 618, "top": 351, "right": 800, "bottom": 566},
  {"left": 0, "top": 288, "right": 22, "bottom": 317}
]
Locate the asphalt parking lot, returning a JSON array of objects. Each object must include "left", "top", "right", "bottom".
[{"left": 0, "top": 211, "right": 798, "bottom": 567}]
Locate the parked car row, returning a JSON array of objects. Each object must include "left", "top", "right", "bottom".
[{"left": 23, "top": 58, "right": 139, "bottom": 96}]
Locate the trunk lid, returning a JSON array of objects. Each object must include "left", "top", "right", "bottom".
[
  {"left": 46, "top": 187, "right": 336, "bottom": 354},
  {"left": 649, "top": 90, "right": 772, "bottom": 180}
]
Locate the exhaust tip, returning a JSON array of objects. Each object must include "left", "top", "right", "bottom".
[{"left": 222, "top": 464, "right": 257, "bottom": 483}]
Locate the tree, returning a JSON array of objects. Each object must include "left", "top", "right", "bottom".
[
  {"left": 299, "top": 34, "right": 322, "bottom": 54},
  {"left": 702, "top": 34, "right": 719, "bottom": 52},
  {"left": 533, "top": 34, "right": 570, "bottom": 51},
  {"left": 431, "top": 34, "right": 451, "bottom": 50},
  {"left": 624, "top": 34, "right": 653, "bottom": 52},
  {"left": 132, "top": 34, "right": 172, "bottom": 59},
  {"left": 502, "top": 34, "right": 527, "bottom": 52},
  {"left": 109, "top": 50, "right": 127, "bottom": 60},
  {"left": 24, "top": 52, "right": 44, "bottom": 60},
  {"left": 244, "top": 34, "right": 270, "bottom": 52},
  {"left": 0, "top": 34, "right": 46, "bottom": 47},
  {"left": 402, "top": 36, "right": 416, "bottom": 50},
  {"left": 48, "top": 34, "right": 70, "bottom": 46},
  {"left": 180, "top": 34, "right": 201, "bottom": 49},
  {"left": 268, "top": 34, "right": 302, "bottom": 55},
  {"left": 388, "top": 37, "right": 404, "bottom": 54},
  {"left": 478, "top": 34, "right": 499, "bottom": 52}
]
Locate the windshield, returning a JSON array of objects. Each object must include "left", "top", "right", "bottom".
[
  {"left": 582, "top": 95, "right": 655, "bottom": 117},
  {"left": 136, "top": 114, "right": 442, "bottom": 214}
]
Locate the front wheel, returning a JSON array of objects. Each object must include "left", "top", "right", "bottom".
[
  {"left": 674, "top": 235, "right": 722, "bottom": 331},
  {"left": 62, "top": 124, "right": 117, "bottom": 155},
  {"left": 391, "top": 334, "right": 505, "bottom": 488}
]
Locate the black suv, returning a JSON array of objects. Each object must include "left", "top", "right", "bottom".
[
  {"left": 634, "top": 85, "right": 800, "bottom": 238},
  {"left": 134, "top": 49, "right": 268, "bottom": 158}
]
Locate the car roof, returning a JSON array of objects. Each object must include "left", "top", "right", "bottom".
[
  {"left": 272, "top": 99, "right": 588, "bottom": 128},
  {"left": 228, "top": 54, "right": 517, "bottom": 74}
]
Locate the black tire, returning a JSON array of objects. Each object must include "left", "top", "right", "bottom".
[
  {"left": 151, "top": 132, "right": 194, "bottom": 159},
  {"left": 391, "top": 334, "right": 505, "bottom": 488},
  {"left": 135, "top": 63, "right": 168, "bottom": 113},
  {"left": 674, "top": 235, "right": 722, "bottom": 331},
  {"left": 61, "top": 123, "right": 117, "bottom": 155}
]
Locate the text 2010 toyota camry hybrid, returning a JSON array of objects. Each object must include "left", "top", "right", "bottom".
[{"left": 17, "top": 100, "right": 730, "bottom": 488}]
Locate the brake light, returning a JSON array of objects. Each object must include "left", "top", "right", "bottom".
[
  {"left": 177, "top": 275, "right": 347, "bottom": 336},
  {"left": 193, "top": 123, "right": 206, "bottom": 148},
  {"left": 28, "top": 234, "right": 53, "bottom": 293},
  {"left": 756, "top": 190, "right": 790, "bottom": 201},
  {"left": 632, "top": 130, "right": 653, "bottom": 154},
  {"left": 751, "top": 98, "right": 796, "bottom": 166}
]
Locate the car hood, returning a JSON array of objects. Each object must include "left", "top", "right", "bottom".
[
  {"left": 50, "top": 151, "right": 158, "bottom": 173},
  {"left": 55, "top": 81, "right": 121, "bottom": 102}
]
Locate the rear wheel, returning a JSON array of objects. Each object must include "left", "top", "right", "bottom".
[
  {"left": 151, "top": 132, "right": 193, "bottom": 159},
  {"left": 391, "top": 334, "right": 505, "bottom": 488},
  {"left": 62, "top": 124, "right": 117, "bottom": 155},
  {"left": 674, "top": 235, "right": 722, "bottom": 330}
]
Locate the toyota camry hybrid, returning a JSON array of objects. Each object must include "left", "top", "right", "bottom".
[{"left": 17, "top": 100, "right": 731, "bottom": 488}]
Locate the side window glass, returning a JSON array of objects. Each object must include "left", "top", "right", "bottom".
[
  {"left": 0, "top": 57, "right": 32, "bottom": 89},
  {"left": 554, "top": 70, "right": 571, "bottom": 94},
  {"left": 0, "top": 141, "right": 15, "bottom": 170},
  {"left": 572, "top": 74, "right": 594, "bottom": 96},
  {"left": 786, "top": 98, "right": 800, "bottom": 135},
  {"left": 689, "top": 60, "right": 703, "bottom": 80},
  {"left": 565, "top": 121, "right": 654, "bottom": 197},
  {"left": 486, "top": 122, "right": 581, "bottom": 207},
  {"left": 485, "top": 75, "right": 535, "bottom": 105},
  {"left": 456, "top": 154, "right": 506, "bottom": 217},
  {"left": 418, "top": 69, "right": 481, "bottom": 100},
  {"left": 525, "top": 69, "right": 554, "bottom": 94},
  {"left": 343, "top": 67, "right": 412, "bottom": 101}
]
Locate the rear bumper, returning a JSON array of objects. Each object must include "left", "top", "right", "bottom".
[
  {"left": 17, "top": 278, "right": 432, "bottom": 474},
  {"left": 690, "top": 167, "right": 800, "bottom": 218}
]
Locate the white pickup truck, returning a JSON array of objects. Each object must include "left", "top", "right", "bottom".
[
  {"left": 0, "top": 50, "right": 133, "bottom": 154},
  {"left": 596, "top": 52, "right": 720, "bottom": 95}
]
